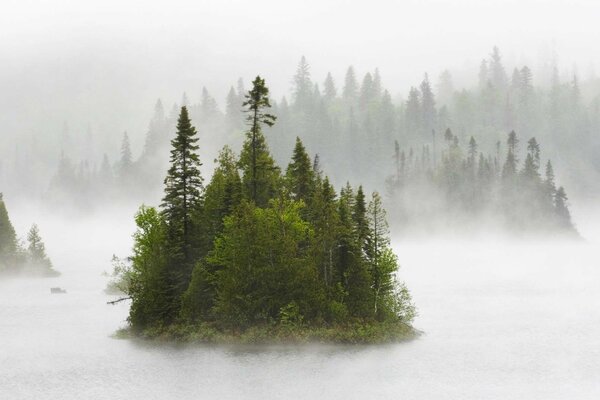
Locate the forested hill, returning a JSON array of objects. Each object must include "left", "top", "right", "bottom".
[
  {"left": 18, "top": 48, "right": 593, "bottom": 223},
  {"left": 115, "top": 77, "right": 416, "bottom": 343}
]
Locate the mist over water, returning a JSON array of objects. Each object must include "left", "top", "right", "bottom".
[
  {"left": 3, "top": 1, "right": 600, "bottom": 398},
  {"left": 2, "top": 203, "right": 600, "bottom": 399}
]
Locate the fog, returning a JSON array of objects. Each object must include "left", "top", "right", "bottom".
[{"left": 3, "top": 0, "right": 600, "bottom": 398}]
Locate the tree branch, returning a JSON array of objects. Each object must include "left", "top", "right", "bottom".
[{"left": 107, "top": 297, "right": 132, "bottom": 305}]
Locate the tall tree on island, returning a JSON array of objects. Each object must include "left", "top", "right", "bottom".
[
  {"left": 161, "top": 106, "right": 204, "bottom": 293},
  {"left": 239, "top": 76, "right": 279, "bottom": 207}
]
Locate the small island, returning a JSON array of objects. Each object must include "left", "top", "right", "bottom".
[
  {"left": 0, "top": 193, "right": 58, "bottom": 277},
  {"left": 113, "top": 77, "right": 416, "bottom": 344}
]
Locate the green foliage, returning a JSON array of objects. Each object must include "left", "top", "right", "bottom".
[
  {"left": 240, "top": 76, "right": 279, "bottom": 206},
  {"left": 211, "top": 199, "right": 323, "bottom": 328},
  {"left": 127, "top": 206, "right": 176, "bottom": 329},
  {"left": 161, "top": 106, "right": 204, "bottom": 295},
  {"left": 125, "top": 78, "right": 415, "bottom": 342},
  {"left": 0, "top": 193, "right": 18, "bottom": 271}
]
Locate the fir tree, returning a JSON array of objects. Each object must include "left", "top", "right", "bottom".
[
  {"left": 286, "top": 137, "right": 315, "bottom": 204},
  {"left": 161, "top": 106, "right": 204, "bottom": 293}
]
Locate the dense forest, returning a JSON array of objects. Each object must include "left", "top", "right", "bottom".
[
  {"left": 114, "top": 77, "right": 416, "bottom": 343},
  {"left": 3, "top": 47, "right": 582, "bottom": 234},
  {"left": 0, "top": 193, "right": 57, "bottom": 276}
]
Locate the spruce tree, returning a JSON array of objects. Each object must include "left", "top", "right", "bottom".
[
  {"left": 239, "top": 76, "right": 279, "bottom": 207},
  {"left": 286, "top": 137, "right": 315, "bottom": 204},
  {"left": 161, "top": 106, "right": 204, "bottom": 292}
]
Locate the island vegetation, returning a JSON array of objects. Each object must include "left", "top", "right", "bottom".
[
  {"left": 0, "top": 193, "right": 58, "bottom": 277},
  {"left": 113, "top": 77, "right": 416, "bottom": 343}
]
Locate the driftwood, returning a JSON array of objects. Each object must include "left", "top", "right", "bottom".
[{"left": 107, "top": 297, "right": 132, "bottom": 305}]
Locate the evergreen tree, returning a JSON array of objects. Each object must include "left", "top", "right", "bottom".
[
  {"left": 323, "top": 72, "right": 337, "bottom": 101},
  {"left": 293, "top": 56, "right": 313, "bottom": 109},
  {"left": 239, "top": 76, "right": 279, "bottom": 206},
  {"left": 342, "top": 66, "right": 358, "bottom": 102},
  {"left": 365, "top": 192, "right": 396, "bottom": 317},
  {"left": 0, "top": 193, "right": 17, "bottom": 271},
  {"left": 26, "top": 224, "right": 55, "bottom": 274},
  {"left": 554, "top": 186, "right": 573, "bottom": 229},
  {"left": 420, "top": 74, "right": 437, "bottom": 135},
  {"left": 161, "top": 106, "right": 204, "bottom": 294},
  {"left": 286, "top": 137, "right": 315, "bottom": 204},
  {"left": 118, "top": 131, "right": 133, "bottom": 180}
]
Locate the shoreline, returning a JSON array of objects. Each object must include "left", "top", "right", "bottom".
[{"left": 113, "top": 321, "right": 421, "bottom": 345}]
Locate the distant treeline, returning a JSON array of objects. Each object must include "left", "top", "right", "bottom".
[
  {"left": 116, "top": 78, "right": 415, "bottom": 342},
  {"left": 386, "top": 130, "right": 576, "bottom": 234},
  {"left": 0, "top": 193, "right": 57, "bottom": 276},
  {"left": 14, "top": 47, "right": 591, "bottom": 225}
]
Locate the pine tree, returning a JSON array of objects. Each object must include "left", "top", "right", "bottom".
[
  {"left": 239, "top": 76, "right": 279, "bottom": 207},
  {"left": 161, "top": 106, "right": 204, "bottom": 292},
  {"left": 286, "top": 137, "right": 315, "bottom": 204}
]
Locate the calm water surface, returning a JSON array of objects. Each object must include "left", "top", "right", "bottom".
[{"left": 1, "top": 210, "right": 600, "bottom": 399}]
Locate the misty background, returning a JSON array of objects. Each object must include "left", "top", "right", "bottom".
[{"left": 3, "top": 0, "right": 600, "bottom": 204}]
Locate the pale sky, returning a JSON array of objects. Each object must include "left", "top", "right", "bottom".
[{"left": 1, "top": 0, "right": 599, "bottom": 142}]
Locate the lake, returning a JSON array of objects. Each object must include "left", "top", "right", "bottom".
[{"left": 2, "top": 205, "right": 600, "bottom": 399}]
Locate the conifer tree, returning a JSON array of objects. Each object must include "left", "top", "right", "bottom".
[
  {"left": 0, "top": 193, "right": 17, "bottom": 270},
  {"left": 420, "top": 74, "right": 437, "bottom": 135},
  {"left": 286, "top": 137, "right": 315, "bottom": 204},
  {"left": 161, "top": 106, "right": 204, "bottom": 291},
  {"left": 323, "top": 72, "right": 337, "bottom": 101},
  {"left": 293, "top": 56, "right": 313, "bottom": 109},
  {"left": 353, "top": 186, "right": 369, "bottom": 253},
  {"left": 342, "top": 66, "right": 358, "bottom": 102},
  {"left": 26, "top": 224, "right": 55, "bottom": 274},
  {"left": 239, "top": 76, "right": 279, "bottom": 207},
  {"left": 119, "top": 131, "right": 133, "bottom": 180},
  {"left": 554, "top": 186, "right": 572, "bottom": 229}
]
